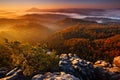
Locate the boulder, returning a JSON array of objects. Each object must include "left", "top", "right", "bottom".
[
  {"left": 113, "top": 56, "right": 120, "bottom": 67},
  {"left": 94, "top": 60, "right": 120, "bottom": 80},
  {"left": 32, "top": 74, "right": 45, "bottom": 80},
  {"left": 32, "top": 72, "right": 80, "bottom": 80},
  {"left": 1, "top": 67, "right": 25, "bottom": 80},
  {"left": 68, "top": 53, "right": 72, "bottom": 58},
  {"left": 6, "top": 67, "right": 19, "bottom": 77},
  {"left": 94, "top": 60, "right": 111, "bottom": 68},
  {"left": 59, "top": 54, "right": 95, "bottom": 80},
  {"left": 60, "top": 54, "right": 68, "bottom": 60}
]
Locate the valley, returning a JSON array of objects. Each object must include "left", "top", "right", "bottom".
[{"left": 0, "top": 8, "right": 120, "bottom": 80}]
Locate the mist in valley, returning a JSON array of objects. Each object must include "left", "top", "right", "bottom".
[
  {"left": 0, "top": 8, "right": 120, "bottom": 43},
  {"left": 0, "top": 13, "right": 67, "bottom": 43}
]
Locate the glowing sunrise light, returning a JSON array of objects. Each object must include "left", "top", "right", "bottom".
[{"left": 0, "top": 0, "right": 119, "bottom": 11}]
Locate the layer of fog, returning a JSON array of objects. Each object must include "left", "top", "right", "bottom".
[
  {"left": 0, "top": 9, "right": 119, "bottom": 43},
  {"left": 0, "top": 9, "right": 120, "bottom": 22},
  {"left": 21, "top": 9, "right": 120, "bottom": 23}
]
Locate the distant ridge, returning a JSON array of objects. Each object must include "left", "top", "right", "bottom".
[{"left": 26, "top": 7, "right": 41, "bottom": 12}]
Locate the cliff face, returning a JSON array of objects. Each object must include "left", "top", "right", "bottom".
[
  {"left": 0, "top": 53, "right": 120, "bottom": 80},
  {"left": 94, "top": 60, "right": 120, "bottom": 80},
  {"left": 59, "top": 53, "right": 95, "bottom": 80},
  {"left": 59, "top": 54, "right": 120, "bottom": 80}
]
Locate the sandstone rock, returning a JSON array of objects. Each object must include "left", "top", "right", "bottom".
[
  {"left": 6, "top": 67, "right": 19, "bottom": 77},
  {"left": 94, "top": 60, "right": 120, "bottom": 80},
  {"left": 1, "top": 54, "right": 120, "bottom": 80},
  {"left": 68, "top": 53, "right": 72, "bottom": 58},
  {"left": 94, "top": 60, "right": 111, "bottom": 68},
  {"left": 32, "top": 74, "right": 45, "bottom": 80},
  {"left": 32, "top": 72, "right": 80, "bottom": 80},
  {"left": 113, "top": 56, "right": 120, "bottom": 67},
  {"left": 108, "top": 67, "right": 120, "bottom": 73},
  {"left": 60, "top": 54, "right": 68, "bottom": 60},
  {"left": 0, "top": 67, "right": 8, "bottom": 78},
  {"left": 1, "top": 67, "right": 25, "bottom": 80},
  {"left": 59, "top": 54, "right": 95, "bottom": 80}
]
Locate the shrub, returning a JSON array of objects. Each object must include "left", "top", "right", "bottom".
[{"left": 0, "top": 40, "right": 59, "bottom": 76}]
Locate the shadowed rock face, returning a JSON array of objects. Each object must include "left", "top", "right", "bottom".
[
  {"left": 59, "top": 53, "right": 95, "bottom": 80},
  {"left": 0, "top": 67, "right": 8, "bottom": 78},
  {"left": 32, "top": 72, "right": 80, "bottom": 80},
  {"left": 0, "top": 67, "right": 25, "bottom": 80},
  {"left": 0, "top": 55, "right": 120, "bottom": 80},
  {"left": 59, "top": 54, "right": 120, "bottom": 80},
  {"left": 94, "top": 60, "right": 120, "bottom": 80}
]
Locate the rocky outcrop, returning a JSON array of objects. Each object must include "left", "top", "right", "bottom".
[
  {"left": 94, "top": 60, "right": 120, "bottom": 80},
  {"left": 59, "top": 54, "right": 120, "bottom": 80},
  {"left": 113, "top": 56, "right": 120, "bottom": 67},
  {"left": 1, "top": 67, "right": 25, "bottom": 80},
  {"left": 32, "top": 72, "right": 79, "bottom": 80},
  {"left": 94, "top": 60, "right": 112, "bottom": 67},
  {"left": 0, "top": 67, "right": 8, "bottom": 78},
  {"left": 1, "top": 54, "right": 120, "bottom": 80},
  {"left": 59, "top": 53, "right": 95, "bottom": 80}
]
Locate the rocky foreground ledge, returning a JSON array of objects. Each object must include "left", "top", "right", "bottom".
[{"left": 0, "top": 54, "right": 120, "bottom": 80}]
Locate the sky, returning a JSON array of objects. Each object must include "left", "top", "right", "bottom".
[{"left": 0, "top": 0, "right": 120, "bottom": 11}]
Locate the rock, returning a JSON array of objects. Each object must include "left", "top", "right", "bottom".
[
  {"left": 59, "top": 54, "right": 95, "bottom": 80},
  {"left": 94, "top": 60, "right": 111, "bottom": 67},
  {"left": 1, "top": 67, "right": 25, "bottom": 80},
  {"left": 68, "top": 53, "right": 72, "bottom": 58},
  {"left": 108, "top": 67, "right": 120, "bottom": 73},
  {"left": 0, "top": 67, "right": 8, "bottom": 78},
  {"left": 72, "top": 59, "right": 79, "bottom": 65},
  {"left": 60, "top": 73, "right": 80, "bottom": 80},
  {"left": 59, "top": 54, "right": 120, "bottom": 80},
  {"left": 32, "top": 74, "right": 45, "bottom": 80},
  {"left": 44, "top": 72, "right": 54, "bottom": 78},
  {"left": 113, "top": 56, "right": 120, "bottom": 67},
  {"left": 1, "top": 54, "right": 120, "bottom": 80},
  {"left": 32, "top": 72, "right": 80, "bottom": 80},
  {"left": 111, "top": 74, "right": 120, "bottom": 80},
  {"left": 94, "top": 60, "right": 120, "bottom": 80},
  {"left": 6, "top": 67, "right": 19, "bottom": 77},
  {"left": 60, "top": 54, "right": 68, "bottom": 60}
]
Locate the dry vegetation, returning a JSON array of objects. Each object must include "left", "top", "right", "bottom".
[
  {"left": 0, "top": 14, "right": 120, "bottom": 76},
  {"left": 45, "top": 20, "right": 120, "bottom": 62}
]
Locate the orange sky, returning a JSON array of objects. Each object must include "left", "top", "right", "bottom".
[{"left": 0, "top": 0, "right": 120, "bottom": 11}]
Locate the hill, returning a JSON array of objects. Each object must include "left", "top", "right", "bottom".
[
  {"left": 0, "top": 14, "right": 67, "bottom": 43},
  {"left": 45, "top": 19, "right": 120, "bottom": 62},
  {"left": 26, "top": 7, "right": 42, "bottom": 12},
  {"left": 20, "top": 14, "right": 67, "bottom": 23},
  {"left": 56, "top": 18, "right": 96, "bottom": 28},
  {"left": 0, "top": 18, "right": 52, "bottom": 43}
]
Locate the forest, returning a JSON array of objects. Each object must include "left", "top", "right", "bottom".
[
  {"left": 45, "top": 21, "right": 120, "bottom": 62},
  {"left": 0, "top": 16, "right": 120, "bottom": 79},
  {"left": 0, "top": 39, "right": 59, "bottom": 76}
]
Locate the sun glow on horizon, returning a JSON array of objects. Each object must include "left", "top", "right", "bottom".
[{"left": 0, "top": 0, "right": 120, "bottom": 12}]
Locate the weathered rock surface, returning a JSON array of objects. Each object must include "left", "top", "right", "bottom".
[
  {"left": 59, "top": 54, "right": 120, "bottom": 80},
  {"left": 1, "top": 67, "right": 25, "bottom": 80},
  {"left": 0, "top": 67, "right": 8, "bottom": 78},
  {"left": 113, "top": 56, "right": 120, "bottom": 68},
  {"left": 32, "top": 72, "right": 80, "bottom": 80},
  {"left": 1, "top": 54, "right": 120, "bottom": 80},
  {"left": 94, "top": 60, "right": 120, "bottom": 80},
  {"left": 59, "top": 53, "right": 95, "bottom": 80}
]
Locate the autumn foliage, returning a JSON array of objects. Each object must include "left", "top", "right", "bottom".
[{"left": 45, "top": 22, "right": 120, "bottom": 62}]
